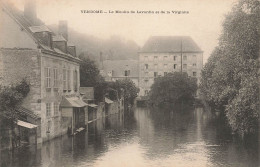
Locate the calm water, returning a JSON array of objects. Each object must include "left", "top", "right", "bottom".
[{"left": 1, "top": 106, "right": 259, "bottom": 167}]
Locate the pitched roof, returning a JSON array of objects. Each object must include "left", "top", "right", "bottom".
[
  {"left": 53, "top": 35, "right": 67, "bottom": 42},
  {"left": 0, "top": 2, "right": 80, "bottom": 62},
  {"left": 29, "top": 25, "right": 52, "bottom": 33},
  {"left": 17, "top": 107, "right": 40, "bottom": 119},
  {"left": 102, "top": 60, "right": 139, "bottom": 78},
  {"left": 141, "top": 36, "right": 203, "bottom": 53}
]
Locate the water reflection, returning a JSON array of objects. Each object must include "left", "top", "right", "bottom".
[{"left": 0, "top": 107, "right": 259, "bottom": 167}]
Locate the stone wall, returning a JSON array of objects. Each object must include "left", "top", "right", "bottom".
[
  {"left": 0, "top": 48, "right": 42, "bottom": 117},
  {"left": 40, "top": 53, "right": 80, "bottom": 142},
  {"left": 107, "top": 101, "right": 120, "bottom": 115}
]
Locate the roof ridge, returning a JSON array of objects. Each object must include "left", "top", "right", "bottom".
[{"left": 141, "top": 36, "right": 202, "bottom": 53}]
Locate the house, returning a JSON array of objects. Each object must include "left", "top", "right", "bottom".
[
  {"left": 0, "top": 1, "right": 87, "bottom": 144},
  {"left": 101, "top": 60, "right": 139, "bottom": 87},
  {"left": 138, "top": 36, "right": 203, "bottom": 96}
]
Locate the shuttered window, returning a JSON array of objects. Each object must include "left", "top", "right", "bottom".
[
  {"left": 63, "top": 68, "right": 67, "bottom": 91},
  {"left": 67, "top": 69, "right": 71, "bottom": 90},
  {"left": 74, "top": 70, "right": 78, "bottom": 91},
  {"left": 46, "top": 103, "right": 51, "bottom": 117},
  {"left": 53, "top": 68, "right": 58, "bottom": 88},
  {"left": 54, "top": 103, "right": 59, "bottom": 116},
  {"left": 45, "top": 67, "right": 51, "bottom": 88}
]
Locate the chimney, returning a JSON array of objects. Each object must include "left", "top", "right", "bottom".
[
  {"left": 24, "top": 0, "right": 37, "bottom": 24},
  {"left": 58, "top": 20, "right": 68, "bottom": 41}
]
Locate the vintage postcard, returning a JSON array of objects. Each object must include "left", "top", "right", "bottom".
[{"left": 0, "top": 0, "right": 259, "bottom": 166}]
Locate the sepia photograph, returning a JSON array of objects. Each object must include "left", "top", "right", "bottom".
[{"left": 0, "top": 0, "right": 259, "bottom": 166}]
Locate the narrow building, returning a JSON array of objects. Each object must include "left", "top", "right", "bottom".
[{"left": 138, "top": 36, "right": 203, "bottom": 96}]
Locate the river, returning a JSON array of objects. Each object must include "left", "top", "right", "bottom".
[{"left": 1, "top": 106, "right": 259, "bottom": 167}]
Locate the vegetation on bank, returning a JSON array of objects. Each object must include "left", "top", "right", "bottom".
[
  {"left": 79, "top": 57, "right": 139, "bottom": 106},
  {"left": 79, "top": 56, "right": 107, "bottom": 102},
  {"left": 148, "top": 72, "right": 197, "bottom": 106},
  {"left": 0, "top": 79, "right": 30, "bottom": 148},
  {"left": 107, "top": 79, "right": 139, "bottom": 106},
  {"left": 200, "top": 0, "right": 260, "bottom": 137}
]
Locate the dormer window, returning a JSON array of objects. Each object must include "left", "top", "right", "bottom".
[
  {"left": 53, "top": 35, "right": 67, "bottom": 53},
  {"left": 29, "top": 25, "right": 53, "bottom": 48}
]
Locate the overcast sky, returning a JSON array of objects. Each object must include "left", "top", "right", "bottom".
[{"left": 12, "top": 0, "right": 238, "bottom": 63}]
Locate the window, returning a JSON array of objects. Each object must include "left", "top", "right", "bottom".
[
  {"left": 183, "top": 55, "right": 187, "bottom": 60},
  {"left": 67, "top": 69, "right": 71, "bottom": 90},
  {"left": 154, "top": 56, "right": 158, "bottom": 61},
  {"left": 154, "top": 72, "right": 158, "bottom": 77},
  {"left": 45, "top": 67, "right": 51, "bottom": 88},
  {"left": 124, "top": 70, "right": 130, "bottom": 76},
  {"left": 145, "top": 90, "right": 149, "bottom": 96},
  {"left": 47, "top": 120, "right": 51, "bottom": 133},
  {"left": 145, "top": 64, "right": 148, "bottom": 69},
  {"left": 54, "top": 103, "right": 59, "bottom": 116},
  {"left": 164, "top": 72, "right": 167, "bottom": 76},
  {"left": 183, "top": 64, "right": 187, "bottom": 69},
  {"left": 74, "top": 70, "right": 78, "bottom": 91},
  {"left": 46, "top": 103, "right": 51, "bottom": 118},
  {"left": 174, "top": 64, "right": 177, "bottom": 69},
  {"left": 174, "top": 56, "right": 177, "bottom": 61},
  {"left": 193, "top": 63, "right": 196, "bottom": 67},
  {"left": 53, "top": 68, "right": 58, "bottom": 88},
  {"left": 164, "top": 64, "right": 168, "bottom": 69},
  {"left": 154, "top": 64, "right": 158, "bottom": 70},
  {"left": 193, "top": 72, "right": 197, "bottom": 77},
  {"left": 63, "top": 68, "right": 67, "bottom": 91}
]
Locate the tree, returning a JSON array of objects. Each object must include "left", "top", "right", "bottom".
[
  {"left": 0, "top": 79, "right": 30, "bottom": 148},
  {"left": 79, "top": 56, "right": 102, "bottom": 87},
  {"left": 149, "top": 72, "right": 197, "bottom": 106},
  {"left": 79, "top": 56, "right": 107, "bottom": 103},
  {"left": 200, "top": 0, "right": 260, "bottom": 136},
  {"left": 108, "top": 79, "right": 139, "bottom": 106}
]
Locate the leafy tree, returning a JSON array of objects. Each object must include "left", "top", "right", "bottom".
[
  {"left": 0, "top": 79, "right": 30, "bottom": 148},
  {"left": 108, "top": 79, "right": 139, "bottom": 106},
  {"left": 79, "top": 56, "right": 107, "bottom": 103},
  {"left": 79, "top": 56, "right": 102, "bottom": 87},
  {"left": 200, "top": 0, "right": 260, "bottom": 136},
  {"left": 149, "top": 72, "right": 197, "bottom": 106}
]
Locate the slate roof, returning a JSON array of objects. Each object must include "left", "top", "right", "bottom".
[
  {"left": 141, "top": 36, "right": 203, "bottom": 53},
  {"left": 53, "top": 35, "right": 67, "bottom": 42},
  {"left": 0, "top": 2, "right": 80, "bottom": 62},
  {"left": 102, "top": 60, "right": 139, "bottom": 78},
  {"left": 29, "top": 25, "right": 52, "bottom": 33}
]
